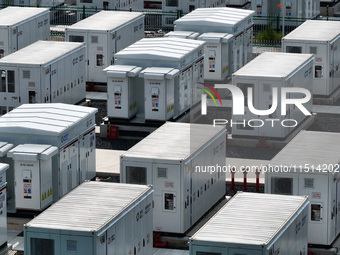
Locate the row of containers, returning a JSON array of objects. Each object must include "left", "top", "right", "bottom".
[
  {"left": 1, "top": 120, "right": 337, "bottom": 254},
  {"left": 1, "top": 6, "right": 340, "bottom": 136},
  {"left": 0, "top": 6, "right": 255, "bottom": 116}
]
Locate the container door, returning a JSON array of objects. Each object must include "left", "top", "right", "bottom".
[
  {"left": 330, "top": 42, "right": 336, "bottom": 94},
  {"left": 298, "top": 173, "right": 327, "bottom": 244},
  {"left": 152, "top": 163, "right": 181, "bottom": 233},
  {"left": 0, "top": 69, "right": 19, "bottom": 114},
  {"left": 43, "top": 66, "right": 51, "bottom": 103},
  {"left": 79, "top": 128, "right": 95, "bottom": 182},
  {"left": 229, "top": 248, "right": 262, "bottom": 255},
  {"left": 69, "top": 140, "right": 79, "bottom": 190},
  {"left": 191, "top": 245, "right": 226, "bottom": 255},
  {"left": 88, "top": 33, "right": 106, "bottom": 83},
  {"left": 59, "top": 146, "right": 69, "bottom": 197}
]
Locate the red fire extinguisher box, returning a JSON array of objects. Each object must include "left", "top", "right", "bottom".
[{"left": 109, "top": 125, "right": 119, "bottom": 139}]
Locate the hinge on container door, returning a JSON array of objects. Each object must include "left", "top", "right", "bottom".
[
  {"left": 152, "top": 200, "right": 154, "bottom": 208},
  {"left": 19, "top": 97, "right": 21, "bottom": 103},
  {"left": 87, "top": 60, "right": 89, "bottom": 66}
]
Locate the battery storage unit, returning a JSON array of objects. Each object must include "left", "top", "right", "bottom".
[
  {"left": 24, "top": 181, "right": 153, "bottom": 255},
  {"left": 231, "top": 52, "right": 314, "bottom": 139},
  {"left": 0, "top": 7, "right": 50, "bottom": 59},
  {"left": 164, "top": 31, "right": 200, "bottom": 39},
  {"left": 283, "top": 20, "right": 340, "bottom": 97},
  {"left": 0, "top": 41, "right": 86, "bottom": 114},
  {"left": 189, "top": 192, "right": 309, "bottom": 255},
  {"left": 0, "top": 163, "right": 9, "bottom": 249},
  {"left": 120, "top": 122, "right": 226, "bottom": 234},
  {"left": 139, "top": 67, "right": 179, "bottom": 121},
  {"left": 114, "top": 37, "right": 205, "bottom": 121},
  {"left": 0, "top": 103, "right": 97, "bottom": 211},
  {"left": 104, "top": 65, "right": 142, "bottom": 119},
  {"left": 265, "top": 130, "right": 340, "bottom": 246},
  {"left": 65, "top": 11, "right": 144, "bottom": 84},
  {"left": 174, "top": 7, "right": 255, "bottom": 73},
  {"left": 7, "top": 144, "right": 58, "bottom": 211},
  {"left": 198, "top": 33, "right": 234, "bottom": 80}
]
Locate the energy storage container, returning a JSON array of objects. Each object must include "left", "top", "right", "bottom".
[
  {"left": 231, "top": 52, "right": 314, "bottom": 139},
  {"left": 0, "top": 7, "right": 50, "bottom": 59},
  {"left": 197, "top": 33, "right": 234, "bottom": 80},
  {"left": 174, "top": 7, "right": 254, "bottom": 72},
  {"left": 7, "top": 144, "right": 58, "bottom": 211},
  {"left": 0, "top": 163, "right": 9, "bottom": 249},
  {"left": 139, "top": 67, "right": 179, "bottom": 121},
  {"left": 114, "top": 37, "right": 205, "bottom": 120},
  {"left": 265, "top": 130, "right": 340, "bottom": 246},
  {"left": 24, "top": 181, "right": 153, "bottom": 255},
  {"left": 164, "top": 31, "right": 200, "bottom": 39},
  {"left": 283, "top": 20, "right": 340, "bottom": 97},
  {"left": 0, "top": 41, "right": 86, "bottom": 114},
  {"left": 65, "top": 11, "right": 144, "bottom": 84},
  {"left": 104, "top": 65, "right": 142, "bottom": 119},
  {"left": 0, "top": 103, "right": 97, "bottom": 211},
  {"left": 189, "top": 192, "right": 309, "bottom": 255},
  {"left": 120, "top": 122, "right": 226, "bottom": 234}
]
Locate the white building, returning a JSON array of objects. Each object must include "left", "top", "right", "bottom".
[
  {"left": 282, "top": 20, "right": 340, "bottom": 97},
  {"left": 231, "top": 52, "right": 313, "bottom": 139}
]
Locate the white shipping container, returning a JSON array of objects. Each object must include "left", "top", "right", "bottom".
[
  {"left": 265, "top": 130, "right": 340, "bottom": 246},
  {"left": 0, "top": 41, "right": 86, "bottom": 114},
  {"left": 0, "top": 7, "right": 50, "bottom": 59},
  {"left": 231, "top": 52, "right": 314, "bottom": 138},
  {"left": 0, "top": 103, "right": 97, "bottom": 211},
  {"left": 140, "top": 67, "right": 179, "bottom": 121},
  {"left": 283, "top": 20, "right": 340, "bottom": 97},
  {"left": 120, "top": 122, "right": 226, "bottom": 234},
  {"left": 114, "top": 38, "right": 205, "bottom": 120},
  {"left": 0, "top": 163, "right": 9, "bottom": 249},
  {"left": 7, "top": 144, "right": 58, "bottom": 211},
  {"left": 104, "top": 65, "right": 142, "bottom": 119},
  {"left": 24, "top": 181, "right": 153, "bottom": 255},
  {"left": 65, "top": 11, "right": 144, "bottom": 84},
  {"left": 198, "top": 33, "right": 234, "bottom": 80},
  {"left": 174, "top": 7, "right": 254, "bottom": 73},
  {"left": 189, "top": 192, "right": 309, "bottom": 255}
]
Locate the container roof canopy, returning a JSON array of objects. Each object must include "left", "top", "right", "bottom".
[
  {"left": 283, "top": 20, "right": 340, "bottom": 42},
  {"left": 0, "top": 7, "right": 49, "bottom": 26},
  {"left": 191, "top": 192, "right": 308, "bottom": 245},
  {"left": 233, "top": 52, "right": 313, "bottom": 78},
  {"left": 115, "top": 38, "right": 205, "bottom": 61},
  {"left": 0, "top": 103, "right": 97, "bottom": 136},
  {"left": 174, "top": 7, "right": 254, "bottom": 27},
  {"left": 66, "top": 10, "right": 144, "bottom": 31},
  {"left": 25, "top": 182, "right": 152, "bottom": 232},
  {"left": 270, "top": 130, "right": 340, "bottom": 169},
  {"left": 122, "top": 122, "right": 225, "bottom": 161},
  {"left": 0, "top": 41, "right": 85, "bottom": 65}
]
